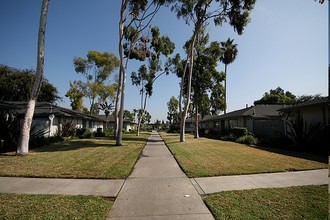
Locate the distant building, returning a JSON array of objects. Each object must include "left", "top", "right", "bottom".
[
  {"left": 0, "top": 102, "right": 136, "bottom": 137},
  {"left": 279, "top": 96, "right": 329, "bottom": 137},
  {"left": 200, "top": 105, "right": 286, "bottom": 140}
]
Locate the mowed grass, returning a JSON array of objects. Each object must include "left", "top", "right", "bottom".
[
  {"left": 0, "top": 132, "right": 150, "bottom": 179},
  {"left": 0, "top": 193, "right": 113, "bottom": 220},
  {"left": 160, "top": 132, "right": 327, "bottom": 177},
  {"left": 203, "top": 185, "right": 328, "bottom": 220}
]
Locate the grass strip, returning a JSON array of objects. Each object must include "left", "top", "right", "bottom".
[
  {"left": 203, "top": 185, "right": 328, "bottom": 220},
  {"left": 160, "top": 132, "right": 327, "bottom": 177},
  {"left": 0, "top": 193, "right": 113, "bottom": 220},
  {"left": 0, "top": 133, "right": 150, "bottom": 179}
]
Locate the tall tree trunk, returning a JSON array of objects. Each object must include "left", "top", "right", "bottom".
[
  {"left": 180, "top": 30, "right": 198, "bottom": 142},
  {"left": 224, "top": 64, "right": 227, "bottom": 114},
  {"left": 17, "top": 0, "right": 50, "bottom": 156},
  {"left": 178, "top": 54, "right": 189, "bottom": 142},
  {"left": 137, "top": 91, "right": 148, "bottom": 136},
  {"left": 117, "top": 70, "right": 126, "bottom": 145},
  {"left": 136, "top": 87, "right": 144, "bottom": 136},
  {"left": 194, "top": 102, "right": 199, "bottom": 138},
  {"left": 116, "top": 1, "right": 126, "bottom": 146},
  {"left": 114, "top": 71, "right": 121, "bottom": 138}
]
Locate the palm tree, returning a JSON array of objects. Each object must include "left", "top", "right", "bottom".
[{"left": 220, "top": 38, "right": 238, "bottom": 114}]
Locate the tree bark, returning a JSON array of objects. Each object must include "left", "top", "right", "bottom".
[
  {"left": 180, "top": 29, "right": 198, "bottom": 142},
  {"left": 194, "top": 103, "right": 199, "bottom": 138},
  {"left": 224, "top": 64, "right": 227, "bottom": 114},
  {"left": 116, "top": 1, "right": 126, "bottom": 145},
  {"left": 17, "top": 0, "right": 50, "bottom": 156}
]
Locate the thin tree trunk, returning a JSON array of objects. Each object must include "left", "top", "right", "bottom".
[
  {"left": 17, "top": 0, "right": 50, "bottom": 155},
  {"left": 117, "top": 69, "right": 126, "bottom": 145},
  {"left": 178, "top": 54, "right": 189, "bottom": 142},
  {"left": 116, "top": 2, "right": 125, "bottom": 145},
  {"left": 136, "top": 87, "right": 144, "bottom": 136},
  {"left": 137, "top": 91, "right": 148, "bottom": 136},
  {"left": 224, "top": 64, "right": 227, "bottom": 114},
  {"left": 180, "top": 30, "right": 198, "bottom": 142},
  {"left": 194, "top": 102, "right": 199, "bottom": 138},
  {"left": 114, "top": 71, "right": 121, "bottom": 137}
]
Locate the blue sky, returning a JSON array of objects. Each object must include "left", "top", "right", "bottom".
[{"left": 0, "top": 0, "right": 328, "bottom": 122}]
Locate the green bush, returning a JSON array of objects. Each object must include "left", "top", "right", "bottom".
[
  {"left": 77, "top": 129, "right": 92, "bottom": 139},
  {"left": 94, "top": 128, "right": 105, "bottom": 137},
  {"left": 230, "top": 127, "right": 248, "bottom": 137},
  {"left": 104, "top": 128, "right": 114, "bottom": 137},
  {"left": 30, "top": 135, "right": 64, "bottom": 148},
  {"left": 220, "top": 134, "right": 236, "bottom": 142},
  {"left": 60, "top": 119, "right": 76, "bottom": 137},
  {"left": 236, "top": 135, "right": 258, "bottom": 145},
  {"left": 75, "top": 128, "right": 86, "bottom": 137}
]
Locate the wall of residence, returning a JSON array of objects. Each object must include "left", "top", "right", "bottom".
[
  {"left": 253, "top": 119, "right": 285, "bottom": 140},
  {"left": 35, "top": 116, "right": 105, "bottom": 137},
  {"left": 298, "top": 105, "right": 328, "bottom": 126}
]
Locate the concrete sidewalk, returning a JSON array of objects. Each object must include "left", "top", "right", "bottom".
[
  {"left": 107, "top": 131, "right": 214, "bottom": 220},
  {"left": 0, "top": 177, "right": 124, "bottom": 197},
  {"left": 191, "top": 169, "right": 329, "bottom": 195}
]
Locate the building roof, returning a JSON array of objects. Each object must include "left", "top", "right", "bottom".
[
  {"left": 279, "top": 96, "right": 329, "bottom": 112},
  {"left": 4, "top": 102, "right": 104, "bottom": 122},
  {"left": 0, "top": 101, "right": 23, "bottom": 110},
  {"left": 201, "top": 105, "right": 284, "bottom": 122}
]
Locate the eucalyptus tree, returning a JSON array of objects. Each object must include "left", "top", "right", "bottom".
[
  {"left": 131, "top": 27, "right": 175, "bottom": 136},
  {"left": 72, "top": 50, "right": 119, "bottom": 115},
  {"left": 171, "top": 0, "right": 256, "bottom": 142},
  {"left": 190, "top": 32, "right": 222, "bottom": 138},
  {"left": 98, "top": 83, "right": 117, "bottom": 128},
  {"left": 65, "top": 80, "right": 85, "bottom": 112},
  {"left": 167, "top": 96, "right": 179, "bottom": 125},
  {"left": 220, "top": 38, "right": 238, "bottom": 114},
  {"left": 116, "top": 0, "right": 172, "bottom": 145},
  {"left": 210, "top": 73, "right": 226, "bottom": 114},
  {"left": 17, "top": 0, "right": 50, "bottom": 156}
]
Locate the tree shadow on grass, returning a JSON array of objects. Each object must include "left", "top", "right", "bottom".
[
  {"left": 0, "top": 135, "right": 151, "bottom": 155},
  {"left": 32, "top": 140, "right": 118, "bottom": 152},
  {"left": 32, "top": 135, "right": 151, "bottom": 153},
  {"left": 250, "top": 145, "right": 327, "bottom": 164}
]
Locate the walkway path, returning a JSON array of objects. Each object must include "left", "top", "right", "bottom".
[
  {"left": 107, "top": 131, "right": 214, "bottom": 220},
  {"left": 191, "top": 169, "right": 328, "bottom": 194},
  {"left": 0, "top": 131, "right": 328, "bottom": 219}
]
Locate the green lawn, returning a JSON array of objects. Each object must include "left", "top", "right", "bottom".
[
  {"left": 160, "top": 132, "right": 327, "bottom": 177},
  {"left": 203, "top": 185, "right": 328, "bottom": 220},
  {"left": 0, "top": 132, "right": 150, "bottom": 179},
  {"left": 0, "top": 193, "right": 113, "bottom": 220}
]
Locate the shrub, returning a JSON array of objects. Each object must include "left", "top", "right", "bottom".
[
  {"left": 208, "top": 128, "right": 220, "bottom": 138},
  {"left": 220, "top": 134, "right": 236, "bottom": 142},
  {"left": 236, "top": 135, "right": 258, "bottom": 145},
  {"left": 60, "top": 119, "right": 76, "bottom": 137},
  {"left": 104, "top": 128, "right": 114, "bottom": 137},
  {"left": 29, "top": 135, "right": 64, "bottom": 148},
  {"left": 94, "top": 128, "right": 105, "bottom": 137},
  {"left": 287, "top": 115, "right": 326, "bottom": 150},
  {"left": 80, "top": 130, "right": 92, "bottom": 139},
  {"left": 75, "top": 128, "right": 86, "bottom": 138},
  {"left": 167, "top": 124, "right": 180, "bottom": 133},
  {"left": 230, "top": 127, "right": 248, "bottom": 137},
  {"left": 0, "top": 109, "right": 19, "bottom": 152}
]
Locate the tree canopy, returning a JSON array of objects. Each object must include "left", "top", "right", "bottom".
[
  {"left": 170, "top": 0, "right": 256, "bottom": 142},
  {"left": 254, "top": 87, "right": 297, "bottom": 105},
  {"left": 0, "top": 65, "right": 60, "bottom": 103},
  {"left": 69, "top": 50, "right": 119, "bottom": 114}
]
